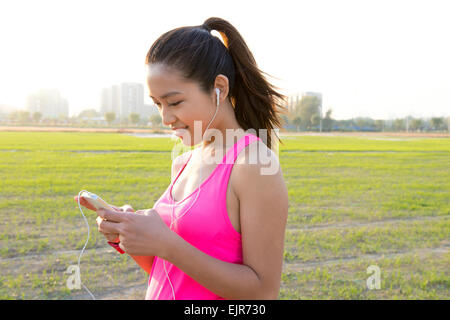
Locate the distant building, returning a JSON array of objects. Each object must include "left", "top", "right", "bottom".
[
  {"left": 287, "top": 93, "right": 300, "bottom": 113},
  {"left": 100, "top": 82, "right": 158, "bottom": 123},
  {"left": 26, "top": 88, "right": 69, "bottom": 119},
  {"left": 100, "top": 85, "right": 120, "bottom": 118}
]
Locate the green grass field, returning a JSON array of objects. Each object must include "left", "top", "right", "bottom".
[{"left": 0, "top": 131, "right": 448, "bottom": 299}]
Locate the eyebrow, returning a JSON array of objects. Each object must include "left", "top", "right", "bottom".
[{"left": 149, "top": 91, "right": 183, "bottom": 100}]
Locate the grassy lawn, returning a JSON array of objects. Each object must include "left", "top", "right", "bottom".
[{"left": 0, "top": 132, "right": 448, "bottom": 299}]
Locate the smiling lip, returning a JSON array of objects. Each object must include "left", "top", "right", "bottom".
[
  {"left": 171, "top": 126, "right": 188, "bottom": 130},
  {"left": 172, "top": 126, "right": 189, "bottom": 137}
]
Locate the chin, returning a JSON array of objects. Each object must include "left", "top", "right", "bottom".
[{"left": 173, "top": 127, "right": 208, "bottom": 147}]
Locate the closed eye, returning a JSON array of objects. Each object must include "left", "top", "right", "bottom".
[
  {"left": 155, "top": 101, "right": 183, "bottom": 109},
  {"left": 155, "top": 101, "right": 182, "bottom": 108},
  {"left": 169, "top": 101, "right": 183, "bottom": 107}
]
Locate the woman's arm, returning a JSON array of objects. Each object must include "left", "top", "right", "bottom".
[
  {"left": 116, "top": 205, "right": 155, "bottom": 274},
  {"left": 129, "top": 255, "right": 155, "bottom": 274},
  {"left": 163, "top": 152, "right": 288, "bottom": 299}
]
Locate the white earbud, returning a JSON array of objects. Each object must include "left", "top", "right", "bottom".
[{"left": 215, "top": 88, "right": 220, "bottom": 107}]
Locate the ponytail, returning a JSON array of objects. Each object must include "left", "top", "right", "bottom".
[{"left": 146, "top": 17, "right": 288, "bottom": 150}]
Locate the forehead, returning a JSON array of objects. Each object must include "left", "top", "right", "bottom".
[{"left": 147, "top": 63, "right": 190, "bottom": 98}]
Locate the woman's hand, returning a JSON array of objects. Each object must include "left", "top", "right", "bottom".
[
  {"left": 73, "top": 196, "right": 135, "bottom": 243},
  {"left": 96, "top": 208, "right": 172, "bottom": 257},
  {"left": 96, "top": 215, "right": 120, "bottom": 243},
  {"left": 96, "top": 204, "right": 135, "bottom": 243}
]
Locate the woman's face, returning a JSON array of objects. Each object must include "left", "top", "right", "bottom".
[{"left": 147, "top": 63, "right": 215, "bottom": 147}]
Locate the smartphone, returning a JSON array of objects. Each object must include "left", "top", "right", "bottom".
[{"left": 79, "top": 191, "right": 116, "bottom": 211}]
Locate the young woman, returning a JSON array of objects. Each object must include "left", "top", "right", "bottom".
[{"left": 77, "top": 17, "right": 289, "bottom": 300}]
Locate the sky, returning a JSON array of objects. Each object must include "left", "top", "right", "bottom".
[{"left": 0, "top": 0, "right": 449, "bottom": 120}]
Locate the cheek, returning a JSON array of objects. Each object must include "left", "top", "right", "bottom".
[
  {"left": 180, "top": 106, "right": 201, "bottom": 125},
  {"left": 179, "top": 99, "right": 211, "bottom": 129}
]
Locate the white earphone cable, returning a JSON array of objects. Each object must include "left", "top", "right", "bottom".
[{"left": 76, "top": 189, "right": 96, "bottom": 300}]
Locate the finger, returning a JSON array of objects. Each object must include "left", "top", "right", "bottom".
[
  {"left": 105, "top": 233, "right": 120, "bottom": 242},
  {"left": 102, "top": 231, "right": 119, "bottom": 241},
  {"left": 135, "top": 208, "right": 154, "bottom": 216},
  {"left": 74, "top": 195, "right": 96, "bottom": 211},
  {"left": 97, "top": 208, "right": 128, "bottom": 223},
  {"left": 96, "top": 217, "right": 120, "bottom": 241},
  {"left": 109, "top": 205, "right": 123, "bottom": 212},
  {"left": 97, "top": 218, "right": 122, "bottom": 234},
  {"left": 136, "top": 208, "right": 156, "bottom": 216},
  {"left": 97, "top": 225, "right": 119, "bottom": 242},
  {"left": 121, "top": 204, "right": 135, "bottom": 213}
]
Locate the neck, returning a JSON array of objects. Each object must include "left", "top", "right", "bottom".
[{"left": 201, "top": 99, "right": 244, "bottom": 151}]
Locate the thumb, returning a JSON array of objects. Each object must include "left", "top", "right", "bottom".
[{"left": 121, "top": 204, "right": 135, "bottom": 213}]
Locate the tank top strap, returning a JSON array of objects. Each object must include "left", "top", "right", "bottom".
[{"left": 223, "top": 133, "right": 261, "bottom": 165}]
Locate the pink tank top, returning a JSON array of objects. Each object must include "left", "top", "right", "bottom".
[{"left": 145, "top": 133, "right": 261, "bottom": 300}]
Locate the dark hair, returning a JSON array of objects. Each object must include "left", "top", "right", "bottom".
[{"left": 145, "top": 17, "right": 288, "bottom": 150}]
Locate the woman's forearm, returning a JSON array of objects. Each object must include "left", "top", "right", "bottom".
[
  {"left": 162, "top": 231, "right": 268, "bottom": 300},
  {"left": 126, "top": 207, "right": 155, "bottom": 274}
]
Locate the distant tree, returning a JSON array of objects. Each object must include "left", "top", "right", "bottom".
[
  {"left": 311, "top": 113, "right": 320, "bottom": 130},
  {"left": 32, "top": 112, "right": 42, "bottom": 123},
  {"left": 280, "top": 114, "right": 290, "bottom": 128},
  {"left": 374, "top": 119, "right": 384, "bottom": 131},
  {"left": 292, "top": 116, "right": 302, "bottom": 132},
  {"left": 355, "top": 117, "right": 364, "bottom": 129},
  {"left": 105, "top": 112, "right": 116, "bottom": 125},
  {"left": 129, "top": 113, "right": 140, "bottom": 126},
  {"left": 430, "top": 117, "right": 445, "bottom": 131},
  {"left": 393, "top": 118, "right": 406, "bottom": 131},
  {"left": 149, "top": 114, "right": 162, "bottom": 127},
  {"left": 18, "top": 111, "right": 31, "bottom": 123},
  {"left": 8, "top": 110, "right": 19, "bottom": 123},
  {"left": 58, "top": 114, "right": 68, "bottom": 124},
  {"left": 298, "top": 96, "right": 320, "bottom": 130},
  {"left": 78, "top": 109, "right": 100, "bottom": 118},
  {"left": 355, "top": 117, "right": 374, "bottom": 130},
  {"left": 410, "top": 118, "right": 423, "bottom": 132},
  {"left": 322, "top": 109, "right": 334, "bottom": 131}
]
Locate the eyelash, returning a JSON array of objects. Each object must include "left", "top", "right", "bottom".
[
  {"left": 155, "top": 101, "right": 182, "bottom": 108},
  {"left": 170, "top": 101, "right": 182, "bottom": 106}
]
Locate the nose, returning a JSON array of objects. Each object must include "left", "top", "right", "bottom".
[{"left": 160, "top": 106, "right": 177, "bottom": 127}]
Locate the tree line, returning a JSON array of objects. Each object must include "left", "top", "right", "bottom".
[
  {"left": 3, "top": 101, "right": 449, "bottom": 132},
  {"left": 4, "top": 109, "right": 163, "bottom": 128},
  {"left": 283, "top": 95, "right": 448, "bottom": 132}
]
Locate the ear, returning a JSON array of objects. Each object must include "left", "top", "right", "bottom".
[{"left": 213, "top": 74, "right": 230, "bottom": 102}]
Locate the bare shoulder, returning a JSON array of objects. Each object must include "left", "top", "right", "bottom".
[
  {"left": 234, "top": 139, "right": 281, "bottom": 175},
  {"left": 232, "top": 140, "right": 287, "bottom": 206}
]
